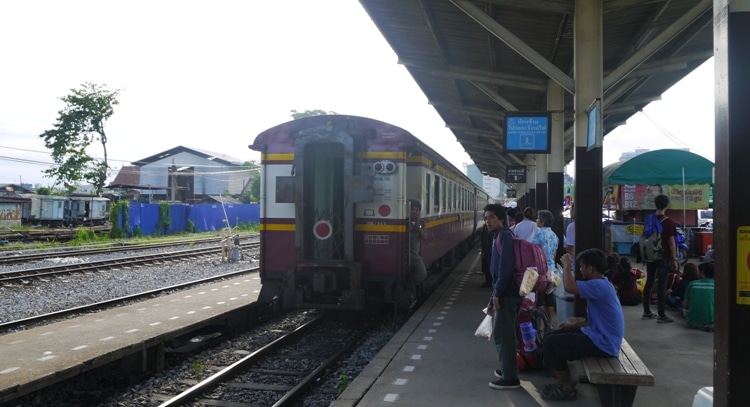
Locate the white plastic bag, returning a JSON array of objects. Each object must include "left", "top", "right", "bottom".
[
  {"left": 545, "top": 269, "right": 562, "bottom": 294},
  {"left": 474, "top": 313, "right": 493, "bottom": 341},
  {"left": 519, "top": 267, "right": 539, "bottom": 296}
]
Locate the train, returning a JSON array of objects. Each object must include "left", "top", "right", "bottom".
[
  {"left": 18, "top": 194, "right": 109, "bottom": 227},
  {"left": 249, "top": 115, "right": 492, "bottom": 310}
]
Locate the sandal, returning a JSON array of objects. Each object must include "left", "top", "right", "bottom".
[{"left": 541, "top": 382, "right": 577, "bottom": 401}]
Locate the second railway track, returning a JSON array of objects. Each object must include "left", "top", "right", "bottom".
[{"left": 0, "top": 242, "right": 259, "bottom": 285}]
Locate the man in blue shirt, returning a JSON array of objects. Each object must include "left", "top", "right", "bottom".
[{"left": 540, "top": 248, "right": 625, "bottom": 401}]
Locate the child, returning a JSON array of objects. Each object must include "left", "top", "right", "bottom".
[
  {"left": 684, "top": 263, "right": 715, "bottom": 332},
  {"left": 611, "top": 258, "right": 645, "bottom": 306},
  {"left": 669, "top": 263, "right": 699, "bottom": 311}
]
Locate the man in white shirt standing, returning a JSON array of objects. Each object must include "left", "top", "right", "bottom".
[
  {"left": 513, "top": 206, "right": 538, "bottom": 241},
  {"left": 564, "top": 204, "right": 575, "bottom": 256}
]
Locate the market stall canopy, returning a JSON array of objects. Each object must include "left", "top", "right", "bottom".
[{"left": 603, "top": 149, "right": 714, "bottom": 186}]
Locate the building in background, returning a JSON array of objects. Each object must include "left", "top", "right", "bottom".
[
  {"left": 108, "top": 146, "right": 252, "bottom": 203},
  {"left": 465, "top": 164, "right": 507, "bottom": 202}
]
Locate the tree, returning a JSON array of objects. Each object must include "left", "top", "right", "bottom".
[
  {"left": 39, "top": 82, "right": 121, "bottom": 195},
  {"left": 238, "top": 160, "right": 260, "bottom": 203},
  {"left": 290, "top": 109, "right": 337, "bottom": 120}
]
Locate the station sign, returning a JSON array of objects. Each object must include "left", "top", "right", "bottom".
[
  {"left": 504, "top": 113, "right": 552, "bottom": 154},
  {"left": 506, "top": 189, "right": 517, "bottom": 198},
  {"left": 506, "top": 166, "right": 527, "bottom": 183}
]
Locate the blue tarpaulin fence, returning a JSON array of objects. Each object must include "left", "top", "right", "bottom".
[{"left": 119, "top": 203, "right": 260, "bottom": 236}]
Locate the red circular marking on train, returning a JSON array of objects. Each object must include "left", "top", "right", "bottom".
[
  {"left": 378, "top": 205, "right": 391, "bottom": 217},
  {"left": 313, "top": 221, "right": 332, "bottom": 240}
]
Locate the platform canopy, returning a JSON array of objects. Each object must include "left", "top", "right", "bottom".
[{"left": 603, "top": 149, "right": 714, "bottom": 186}]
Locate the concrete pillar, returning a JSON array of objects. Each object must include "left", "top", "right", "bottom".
[
  {"left": 713, "top": 0, "right": 750, "bottom": 404},
  {"left": 573, "top": 0, "right": 604, "bottom": 317},
  {"left": 548, "top": 80, "right": 566, "bottom": 260}
]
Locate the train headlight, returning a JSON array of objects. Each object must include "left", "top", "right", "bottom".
[
  {"left": 373, "top": 160, "right": 397, "bottom": 174},
  {"left": 383, "top": 160, "right": 396, "bottom": 173}
]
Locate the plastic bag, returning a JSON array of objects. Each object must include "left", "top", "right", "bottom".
[
  {"left": 519, "top": 267, "right": 539, "bottom": 296},
  {"left": 474, "top": 313, "right": 493, "bottom": 341},
  {"left": 545, "top": 269, "right": 562, "bottom": 294}
]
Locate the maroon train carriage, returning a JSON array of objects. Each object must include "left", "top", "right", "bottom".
[{"left": 250, "top": 115, "right": 491, "bottom": 310}]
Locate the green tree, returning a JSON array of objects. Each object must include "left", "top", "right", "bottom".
[
  {"left": 238, "top": 160, "right": 260, "bottom": 203},
  {"left": 39, "top": 82, "right": 121, "bottom": 195},
  {"left": 290, "top": 109, "right": 337, "bottom": 120},
  {"left": 35, "top": 186, "right": 52, "bottom": 196}
]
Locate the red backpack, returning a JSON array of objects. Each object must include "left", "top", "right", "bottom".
[{"left": 496, "top": 231, "right": 549, "bottom": 292}]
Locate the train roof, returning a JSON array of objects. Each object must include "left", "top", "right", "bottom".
[{"left": 250, "top": 114, "right": 476, "bottom": 186}]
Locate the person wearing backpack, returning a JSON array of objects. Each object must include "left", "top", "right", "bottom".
[
  {"left": 641, "top": 194, "right": 679, "bottom": 323},
  {"left": 483, "top": 203, "right": 523, "bottom": 390}
]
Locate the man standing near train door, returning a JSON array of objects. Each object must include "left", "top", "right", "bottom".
[{"left": 406, "top": 199, "right": 427, "bottom": 306}]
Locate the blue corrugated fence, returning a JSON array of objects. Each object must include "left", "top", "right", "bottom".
[{"left": 120, "top": 203, "right": 259, "bottom": 236}]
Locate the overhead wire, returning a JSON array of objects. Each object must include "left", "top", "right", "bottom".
[{"left": 638, "top": 111, "right": 714, "bottom": 161}]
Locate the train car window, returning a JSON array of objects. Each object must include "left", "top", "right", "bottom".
[
  {"left": 453, "top": 183, "right": 458, "bottom": 211},
  {"left": 446, "top": 181, "right": 452, "bottom": 212},
  {"left": 425, "top": 174, "right": 431, "bottom": 215},
  {"left": 275, "top": 176, "right": 296, "bottom": 203},
  {"left": 433, "top": 175, "right": 440, "bottom": 214},
  {"left": 440, "top": 178, "right": 446, "bottom": 213}
]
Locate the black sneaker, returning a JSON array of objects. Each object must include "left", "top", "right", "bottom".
[
  {"left": 494, "top": 369, "right": 503, "bottom": 378},
  {"left": 657, "top": 315, "right": 674, "bottom": 323},
  {"left": 489, "top": 379, "right": 520, "bottom": 390},
  {"left": 641, "top": 313, "right": 656, "bottom": 320}
]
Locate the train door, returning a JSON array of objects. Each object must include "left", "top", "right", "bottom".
[
  {"left": 301, "top": 143, "right": 346, "bottom": 261},
  {"left": 289, "top": 127, "right": 372, "bottom": 309}
]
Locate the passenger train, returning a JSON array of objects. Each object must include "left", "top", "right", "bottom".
[{"left": 250, "top": 115, "right": 491, "bottom": 310}]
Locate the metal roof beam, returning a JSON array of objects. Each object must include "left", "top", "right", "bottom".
[
  {"left": 604, "top": 0, "right": 712, "bottom": 91},
  {"left": 471, "top": 81, "right": 519, "bottom": 111},
  {"left": 451, "top": 0, "right": 575, "bottom": 94},
  {"left": 429, "top": 64, "right": 547, "bottom": 92},
  {"left": 607, "top": 96, "right": 663, "bottom": 113},
  {"left": 479, "top": 0, "right": 573, "bottom": 14},
  {"left": 428, "top": 101, "right": 506, "bottom": 120},
  {"left": 446, "top": 124, "right": 499, "bottom": 137},
  {"left": 480, "top": 0, "right": 669, "bottom": 14}
]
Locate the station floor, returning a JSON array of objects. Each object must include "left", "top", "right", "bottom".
[
  {"left": 333, "top": 249, "right": 713, "bottom": 407},
  {"left": 0, "top": 274, "right": 262, "bottom": 404}
]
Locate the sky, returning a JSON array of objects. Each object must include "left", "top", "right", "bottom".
[{"left": 0, "top": 1, "right": 715, "bottom": 187}]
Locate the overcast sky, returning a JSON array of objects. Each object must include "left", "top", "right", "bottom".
[{"left": 0, "top": 1, "right": 715, "bottom": 187}]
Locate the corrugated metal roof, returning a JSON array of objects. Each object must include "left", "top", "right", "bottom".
[
  {"left": 132, "top": 146, "right": 245, "bottom": 166},
  {"left": 359, "top": 0, "right": 713, "bottom": 181}
]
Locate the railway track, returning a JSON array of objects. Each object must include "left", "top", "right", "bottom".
[
  {"left": 0, "top": 242, "right": 259, "bottom": 285},
  {"left": 0, "top": 225, "right": 111, "bottom": 243},
  {"left": 156, "top": 311, "right": 383, "bottom": 407},
  {"left": 0, "top": 235, "right": 259, "bottom": 265}
]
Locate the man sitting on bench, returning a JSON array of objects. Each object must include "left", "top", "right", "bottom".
[{"left": 540, "top": 248, "right": 625, "bottom": 401}]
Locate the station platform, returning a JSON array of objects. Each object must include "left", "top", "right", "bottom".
[
  {"left": 333, "top": 249, "right": 714, "bottom": 407},
  {"left": 0, "top": 274, "right": 262, "bottom": 404}
]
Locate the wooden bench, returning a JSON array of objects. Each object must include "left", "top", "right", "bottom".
[{"left": 581, "top": 338, "right": 654, "bottom": 407}]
